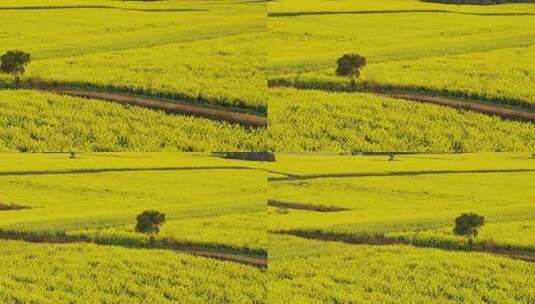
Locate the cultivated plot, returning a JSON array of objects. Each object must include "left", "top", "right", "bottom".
[
  {"left": 268, "top": 0, "right": 535, "bottom": 152},
  {"left": 0, "top": 0, "right": 268, "bottom": 152},
  {"left": 0, "top": 153, "right": 269, "bottom": 303},
  {"left": 267, "top": 152, "right": 535, "bottom": 302}
]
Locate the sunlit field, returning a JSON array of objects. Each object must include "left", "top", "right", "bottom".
[
  {"left": 0, "top": 0, "right": 267, "bottom": 152},
  {"left": 268, "top": 0, "right": 535, "bottom": 152},
  {"left": 267, "top": 152, "right": 535, "bottom": 302},
  {"left": 0, "top": 153, "right": 268, "bottom": 303},
  {"left": 269, "top": 234, "right": 535, "bottom": 304},
  {"left": 0, "top": 90, "right": 268, "bottom": 152},
  {"left": 269, "top": 88, "right": 535, "bottom": 152}
]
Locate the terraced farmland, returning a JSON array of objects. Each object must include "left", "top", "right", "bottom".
[
  {"left": 0, "top": 153, "right": 267, "bottom": 302},
  {"left": 0, "top": 0, "right": 267, "bottom": 152},
  {"left": 268, "top": 0, "right": 535, "bottom": 152},
  {"left": 267, "top": 152, "right": 535, "bottom": 302}
]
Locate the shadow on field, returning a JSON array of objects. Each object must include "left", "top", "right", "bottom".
[
  {"left": 0, "top": 229, "right": 267, "bottom": 269},
  {"left": 235, "top": 0, "right": 271, "bottom": 3},
  {"left": 0, "top": 203, "right": 30, "bottom": 211},
  {"left": 268, "top": 168, "right": 535, "bottom": 182},
  {"left": 274, "top": 229, "right": 535, "bottom": 263},
  {"left": 0, "top": 6, "right": 208, "bottom": 13},
  {"left": 268, "top": 199, "right": 350, "bottom": 212}
]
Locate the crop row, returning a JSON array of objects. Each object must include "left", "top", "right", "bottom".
[
  {"left": 23, "top": 32, "right": 267, "bottom": 113},
  {"left": 268, "top": 88, "right": 535, "bottom": 152},
  {"left": 272, "top": 44, "right": 535, "bottom": 108},
  {"left": 268, "top": 234, "right": 535, "bottom": 303},
  {"left": 0, "top": 90, "right": 267, "bottom": 152},
  {"left": 0, "top": 240, "right": 266, "bottom": 303}
]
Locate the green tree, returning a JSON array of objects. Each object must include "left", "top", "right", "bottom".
[
  {"left": 135, "top": 210, "right": 166, "bottom": 245},
  {"left": 336, "top": 53, "right": 366, "bottom": 90},
  {"left": 453, "top": 213, "right": 485, "bottom": 250},
  {"left": 0, "top": 50, "right": 31, "bottom": 85}
]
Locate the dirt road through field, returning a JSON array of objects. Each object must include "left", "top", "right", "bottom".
[
  {"left": 274, "top": 230, "right": 535, "bottom": 263},
  {"left": 269, "top": 80, "right": 535, "bottom": 122},
  {"left": 384, "top": 91, "right": 535, "bottom": 123},
  {"left": 0, "top": 230, "right": 267, "bottom": 269},
  {"left": 32, "top": 86, "right": 267, "bottom": 128}
]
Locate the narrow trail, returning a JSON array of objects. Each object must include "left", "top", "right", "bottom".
[
  {"left": 269, "top": 81, "right": 535, "bottom": 122},
  {"left": 0, "top": 232, "right": 267, "bottom": 269},
  {"left": 0, "top": 6, "right": 208, "bottom": 13},
  {"left": 25, "top": 85, "right": 267, "bottom": 128},
  {"left": 384, "top": 91, "right": 535, "bottom": 123},
  {"left": 0, "top": 166, "right": 260, "bottom": 177},
  {"left": 273, "top": 230, "right": 535, "bottom": 263},
  {"left": 269, "top": 168, "right": 535, "bottom": 182}
]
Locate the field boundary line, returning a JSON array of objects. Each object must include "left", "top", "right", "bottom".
[
  {"left": 0, "top": 229, "right": 267, "bottom": 269},
  {"left": 268, "top": 199, "right": 350, "bottom": 212},
  {"left": 53, "top": 87, "right": 267, "bottom": 128},
  {"left": 268, "top": 10, "right": 535, "bottom": 17},
  {"left": 0, "top": 6, "right": 209, "bottom": 13},
  {"left": 385, "top": 91, "right": 535, "bottom": 122},
  {"left": 272, "top": 230, "right": 535, "bottom": 263},
  {"left": 12, "top": 84, "right": 267, "bottom": 128},
  {"left": 0, "top": 166, "right": 262, "bottom": 177},
  {"left": 269, "top": 168, "right": 535, "bottom": 182},
  {"left": 269, "top": 81, "right": 535, "bottom": 122}
]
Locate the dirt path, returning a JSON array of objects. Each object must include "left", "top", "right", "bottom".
[
  {"left": 384, "top": 91, "right": 535, "bottom": 123},
  {"left": 33, "top": 86, "right": 267, "bottom": 128},
  {"left": 0, "top": 166, "right": 260, "bottom": 177},
  {"left": 269, "top": 80, "right": 535, "bottom": 122},
  {"left": 0, "top": 231, "right": 267, "bottom": 269},
  {"left": 269, "top": 168, "right": 535, "bottom": 182},
  {"left": 274, "top": 230, "right": 535, "bottom": 263}
]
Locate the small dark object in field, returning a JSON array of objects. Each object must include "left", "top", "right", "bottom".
[
  {"left": 336, "top": 53, "right": 366, "bottom": 90},
  {"left": 0, "top": 50, "right": 31, "bottom": 85},
  {"left": 136, "top": 210, "right": 166, "bottom": 244},
  {"left": 453, "top": 213, "right": 485, "bottom": 250},
  {"left": 388, "top": 154, "right": 395, "bottom": 161},
  {"left": 217, "top": 152, "right": 276, "bottom": 162},
  {"left": 0, "top": 202, "right": 29, "bottom": 211},
  {"left": 452, "top": 141, "right": 464, "bottom": 153},
  {"left": 69, "top": 152, "right": 76, "bottom": 159}
]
